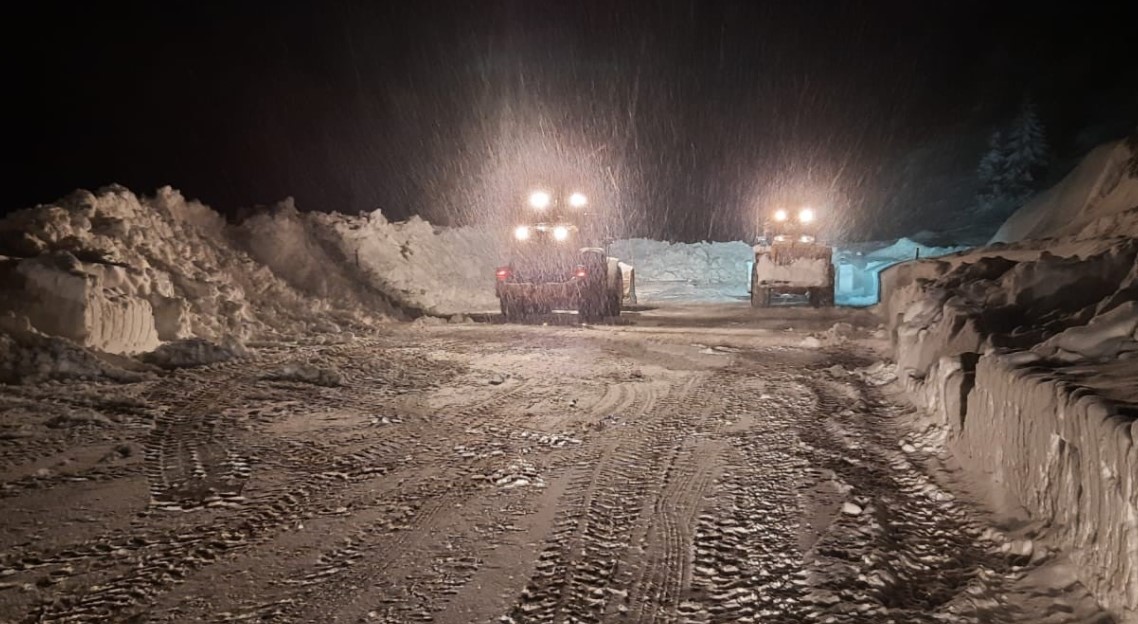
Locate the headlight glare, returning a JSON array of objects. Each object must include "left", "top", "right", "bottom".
[
  {"left": 552, "top": 226, "right": 570, "bottom": 241},
  {"left": 798, "top": 208, "right": 815, "bottom": 223},
  {"left": 514, "top": 225, "right": 530, "bottom": 241},
  {"left": 568, "top": 192, "right": 588, "bottom": 208},
  {"left": 528, "top": 191, "right": 551, "bottom": 209},
  {"left": 773, "top": 209, "right": 788, "bottom": 222}
]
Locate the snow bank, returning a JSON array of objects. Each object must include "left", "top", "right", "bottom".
[
  {"left": 880, "top": 138, "right": 1138, "bottom": 618},
  {"left": 231, "top": 200, "right": 499, "bottom": 316},
  {"left": 956, "top": 354, "right": 1136, "bottom": 616},
  {"left": 0, "top": 186, "right": 383, "bottom": 356},
  {"left": 888, "top": 244, "right": 1138, "bottom": 618},
  {"left": 313, "top": 211, "right": 502, "bottom": 314},
  {"left": 605, "top": 236, "right": 968, "bottom": 306},
  {"left": 993, "top": 138, "right": 1138, "bottom": 243}
]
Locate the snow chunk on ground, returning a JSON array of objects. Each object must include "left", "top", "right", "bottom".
[
  {"left": 140, "top": 338, "right": 248, "bottom": 369},
  {"left": 0, "top": 330, "right": 145, "bottom": 384},
  {"left": 262, "top": 363, "right": 343, "bottom": 387}
]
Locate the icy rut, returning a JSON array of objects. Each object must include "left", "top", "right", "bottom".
[{"left": 0, "top": 327, "right": 1116, "bottom": 623}]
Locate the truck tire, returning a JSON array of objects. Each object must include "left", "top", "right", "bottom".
[
  {"left": 578, "top": 252, "right": 608, "bottom": 323},
  {"left": 604, "top": 270, "right": 623, "bottom": 318},
  {"left": 750, "top": 267, "right": 768, "bottom": 308},
  {"left": 625, "top": 268, "right": 637, "bottom": 306},
  {"left": 808, "top": 288, "right": 834, "bottom": 308},
  {"left": 500, "top": 296, "right": 525, "bottom": 322},
  {"left": 751, "top": 284, "right": 772, "bottom": 308},
  {"left": 578, "top": 284, "right": 605, "bottom": 323}
]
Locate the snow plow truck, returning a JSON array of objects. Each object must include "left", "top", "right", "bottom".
[
  {"left": 495, "top": 189, "right": 635, "bottom": 322},
  {"left": 750, "top": 206, "right": 835, "bottom": 307}
]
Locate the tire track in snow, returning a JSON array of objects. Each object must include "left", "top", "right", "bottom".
[
  {"left": 202, "top": 367, "right": 552, "bottom": 622},
  {"left": 12, "top": 339, "right": 450, "bottom": 624},
  {"left": 504, "top": 373, "right": 721, "bottom": 623}
]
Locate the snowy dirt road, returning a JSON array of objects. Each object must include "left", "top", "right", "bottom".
[{"left": 0, "top": 308, "right": 1115, "bottom": 623}]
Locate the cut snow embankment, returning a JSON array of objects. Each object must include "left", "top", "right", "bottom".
[
  {"left": 880, "top": 136, "right": 1138, "bottom": 618},
  {"left": 0, "top": 186, "right": 383, "bottom": 360}
]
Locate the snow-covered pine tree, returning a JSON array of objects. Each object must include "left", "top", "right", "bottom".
[
  {"left": 1002, "top": 98, "right": 1049, "bottom": 201},
  {"left": 975, "top": 98, "right": 1049, "bottom": 213},
  {"left": 976, "top": 129, "right": 1010, "bottom": 212}
]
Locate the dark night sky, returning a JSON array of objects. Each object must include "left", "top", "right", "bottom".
[{"left": 8, "top": 1, "right": 1137, "bottom": 241}]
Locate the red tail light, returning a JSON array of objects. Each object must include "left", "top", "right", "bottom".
[
  {"left": 495, "top": 267, "right": 511, "bottom": 281},
  {"left": 573, "top": 265, "right": 587, "bottom": 279}
]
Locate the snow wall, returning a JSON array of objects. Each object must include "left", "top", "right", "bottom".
[
  {"left": 3, "top": 185, "right": 930, "bottom": 360},
  {"left": 608, "top": 239, "right": 752, "bottom": 302},
  {"left": 0, "top": 186, "right": 381, "bottom": 356},
  {"left": 0, "top": 184, "right": 977, "bottom": 360},
  {"left": 879, "top": 136, "right": 1138, "bottom": 618}
]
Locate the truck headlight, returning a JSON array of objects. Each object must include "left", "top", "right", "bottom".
[
  {"left": 528, "top": 191, "right": 551, "bottom": 209},
  {"left": 798, "top": 208, "right": 815, "bottom": 223},
  {"left": 552, "top": 225, "right": 570, "bottom": 241},
  {"left": 773, "top": 209, "right": 788, "bottom": 222},
  {"left": 514, "top": 225, "right": 531, "bottom": 241},
  {"left": 568, "top": 192, "right": 587, "bottom": 208}
]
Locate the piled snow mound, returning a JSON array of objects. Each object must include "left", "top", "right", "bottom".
[
  {"left": 233, "top": 200, "right": 462, "bottom": 315},
  {"left": 329, "top": 214, "right": 502, "bottom": 314},
  {"left": 605, "top": 236, "right": 966, "bottom": 306},
  {"left": 993, "top": 137, "right": 1138, "bottom": 243},
  {"left": 140, "top": 338, "right": 248, "bottom": 370},
  {"left": 0, "top": 186, "right": 379, "bottom": 354},
  {"left": 887, "top": 245, "right": 1138, "bottom": 618},
  {"left": 233, "top": 206, "right": 503, "bottom": 315}
]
